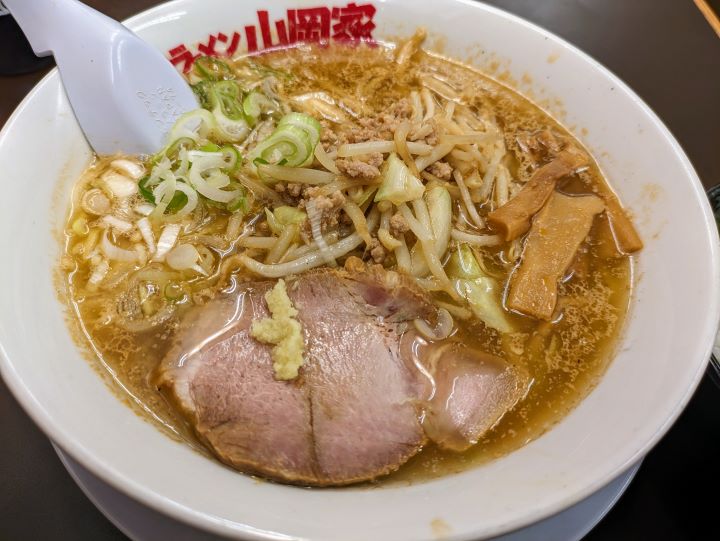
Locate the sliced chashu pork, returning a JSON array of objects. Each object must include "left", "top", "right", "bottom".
[
  {"left": 420, "top": 342, "right": 529, "bottom": 451},
  {"left": 157, "top": 279, "right": 317, "bottom": 483},
  {"left": 156, "top": 260, "right": 528, "bottom": 486}
]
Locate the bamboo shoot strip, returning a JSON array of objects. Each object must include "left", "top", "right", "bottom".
[
  {"left": 487, "top": 149, "right": 588, "bottom": 241},
  {"left": 507, "top": 193, "right": 604, "bottom": 320}
]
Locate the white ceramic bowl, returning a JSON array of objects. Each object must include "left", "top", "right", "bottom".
[{"left": 1, "top": 1, "right": 718, "bottom": 540}]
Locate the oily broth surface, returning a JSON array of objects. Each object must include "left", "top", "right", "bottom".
[{"left": 60, "top": 43, "right": 634, "bottom": 484}]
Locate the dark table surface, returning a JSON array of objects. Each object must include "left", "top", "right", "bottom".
[{"left": 1, "top": 1, "right": 719, "bottom": 539}]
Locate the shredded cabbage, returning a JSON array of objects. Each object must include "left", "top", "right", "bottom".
[
  {"left": 375, "top": 153, "right": 425, "bottom": 205},
  {"left": 446, "top": 245, "right": 514, "bottom": 333}
]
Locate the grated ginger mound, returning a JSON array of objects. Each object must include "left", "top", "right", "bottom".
[{"left": 250, "top": 279, "right": 305, "bottom": 380}]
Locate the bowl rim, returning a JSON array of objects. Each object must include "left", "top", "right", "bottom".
[{"left": 1, "top": 0, "right": 718, "bottom": 539}]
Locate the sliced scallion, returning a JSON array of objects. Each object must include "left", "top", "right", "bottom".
[
  {"left": 153, "top": 137, "right": 195, "bottom": 165},
  {"left": 193, "top": 56, "right": 235, "bottom": 81},
  {"left": 168, "top": 109, "right": 217, "bottom": 143},
  {"left": 243, "top": 91, "right": 276, "bottom": 125},
  {"left": 249, "top": 113, "right": 321, "bottom": 167},
  {"left": 138, "top": 175, "right": 155, "bottom": 204},
  {"left": 191, "top": 80, "right": 213, "bottom": 108},
  {"left": 278, "top": 112, "right": 321, "bottom": 146},
  {"left": 199, "top": 142, "right": 221, "bottom": 152},
  {"left": 187, "top": 154, "right": 241, "bottom": 203},
  {"left": 220, "top": 145, "right": 241, "bottom": 170},
  {"left": 207, "top": 80, "right": 249, "bottom": 143},
  {"left": 227, "top": 187, "right": 249, "bottom": 213}
]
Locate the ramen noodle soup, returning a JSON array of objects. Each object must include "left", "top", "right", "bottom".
[{"left": 59, "top": 31, "right": 641, "bottom": 486}]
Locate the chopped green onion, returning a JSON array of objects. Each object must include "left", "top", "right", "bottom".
[
  {"left": 227, "top": 187, "right": 249, "bottom": 213},
  {"left": 278, "top": 112, "right": 321, "bottom": 146},
  {"left": 227, "top": 199, "right": 246, "bottom": 213},
  {"left": 191, "top": 80, "right": 213, "bottom": 108},
  {"left": 166, "top": 137, "right": 195, "bottom": 158},
  {"left": 139, "top": 175, "right": 195, "bottom": 216},
  {"left": 243, "top": 91, "right": 276, "bottom": 125},
  {"left": 199, "top": 142, "right": 221, "bottom": 152},
  {"left": 168, "top": 109, "right": 217, "bottom": 143},
  {"left": 249, "top": 113, "right": 321, "bottom": 167},
  {"left": 208, "top": 81, "right": 244, "bottom": 120},
  {"left": 187, "top": 154, "right": 242, "bottom": 203},
  {"left": 138, "top": 175, "right": 156, "bottom": 203},
  {"left": 193, "top": 56, "right": 235, "bottom": 81},
  {"left": 245, "top": 59, "right": 292, "bottom": 80},
  {"left": 151, "top": 174, "right": 178, "bottom": 219},
  {"left": 220, "top": 145, "right": 241, "bottom": 171},
  {"left": 149, "top": 137, "right": 195, "bottom": 168},
  {"left": 206, "top": 80, "right": 250, "bottom": 143},
  {"left": 191, "top": 80, "right": 252, "bottom": 142},
  {"left": 171, "top": 182, "right": 199, "bottom": 217},
  {"left": 254, "top": 125, "right": 312, "bottom": 167},
  {"left": 204, "top": 168, "right": 231, "bottom": 188},
  {"left": 166, "top": 190, "right": 189, "bottom": 213}
]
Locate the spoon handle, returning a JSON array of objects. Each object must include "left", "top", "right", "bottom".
[
  {"left": 3, "top": 0, "right": 198, "bottom": 154},
  {"left": 3, "top": 0, "right": 115, "bottom": 57}
]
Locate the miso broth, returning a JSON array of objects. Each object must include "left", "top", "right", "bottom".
[{"left": 59, "top": 35, "right": 638, "bottom": 484}]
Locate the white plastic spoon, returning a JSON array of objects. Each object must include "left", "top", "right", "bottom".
[{"left": 4, "top": 0, "right": 198, "bottom": 155}]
